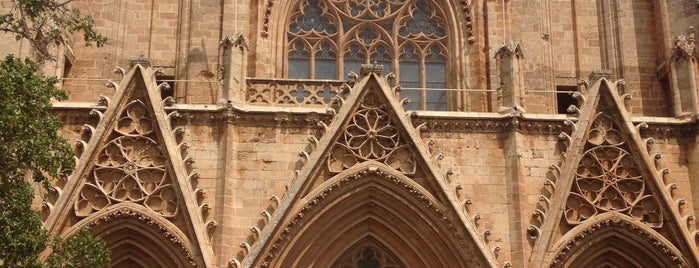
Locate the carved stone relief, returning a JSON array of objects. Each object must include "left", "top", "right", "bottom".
[
  {"left": 564, "top": 112, "right": 662, "bottom": 227},
  {"left": 672, "top": 26, "right": 696, "bottom": 60},
  {"left": 327, "top": 92, "right": 417, "bottom": 175},
  {"left": 74, "top": 99, "right": 179, "bottom": 219}
]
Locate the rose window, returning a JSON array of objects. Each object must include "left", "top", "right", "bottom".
[
  {"left": 328, "top": 93, "right": 416, "bottom": 175},
  {"left": 565, "top": 113, "right": 662, "bottom": 227}
]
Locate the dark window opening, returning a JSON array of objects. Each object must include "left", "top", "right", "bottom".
[{"left": 556, "top": 85, "right": 577, "bottom": 114}]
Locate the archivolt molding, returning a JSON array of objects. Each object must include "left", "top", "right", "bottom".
[
  {"left": 549, "top": 213, "right": 689, "bottom": 268},
  {"left": 259, "top": 162, "right": 484, "bottom": 267},
  {"left": 332, "top": 238, "right": 406, "bottom": 268},
  {"left": 62, "top": 203, "right": 197, "bottom": 266}
]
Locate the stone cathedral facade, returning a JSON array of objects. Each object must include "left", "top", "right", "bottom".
[{"left": 2, "top": 0, "right": 699, "bottom": 267}]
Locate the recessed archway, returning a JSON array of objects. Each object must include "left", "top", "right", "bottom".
[
  {"left": 61, "top": 204, "right": 197, "bottom": 268},
  {"left": 549, "top": 214, "right": 689, "bottom": 268},
  {"left": 265, "top": 164, "right": 485, "bottom": 267}
]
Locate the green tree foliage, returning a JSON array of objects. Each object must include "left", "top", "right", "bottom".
[
  {"left": 46, "top": 229, "right": 110, "bottom": 268},
  {"left": 0, "top": 0, "right": 107, "bottom": 60},
  {"left": 0, "top": 55, "right": 70, "bottom": 266},
  {"left": 0, "top": 1, "right": 111, "bottom": 263},
  {"left": 0, "top": 55, "right": 111, "bottom": 268}
]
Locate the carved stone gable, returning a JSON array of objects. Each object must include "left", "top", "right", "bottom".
[
  {"left": 75, "top": 92, "right": 179, "bottom": 219},
  {"left": 527, "top": 77, "right": 699, "bottom": 267},
  {"left": 45, "top": 65, "right": 215, "bottom": 267},
  {"left": 237, "top": 71, "right": 496, "bottom": 267},
  {"left": 328, "top": 91, "right": 416, "bottom": 175},
  {"left": 565, "top": 111, "right": 662, "bottom": 227}
]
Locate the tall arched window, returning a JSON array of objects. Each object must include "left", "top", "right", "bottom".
[{"left": 287, "top": 0, "right": 448, "bottom": 110}]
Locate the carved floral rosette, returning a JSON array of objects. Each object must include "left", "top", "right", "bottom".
[
  {"left": 564, "top": 112, "right": 662, "bottom": 227},
  {"left": 327, "top": 93, "right": 416, "bottom": 175},
  {"left": 75, "top": 100, "right": 178, "bottom": 218}
]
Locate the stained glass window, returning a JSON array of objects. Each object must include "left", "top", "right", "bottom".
[{"left": 287, "top": 0, "right": 448, "bottom": 110}]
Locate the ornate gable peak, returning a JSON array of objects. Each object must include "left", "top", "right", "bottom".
[
  {"left": 494, "top": 40, "right": 524, "bottom": 59},
  {"left": 238, "top": 65, "right": 497, "bottom": 267},
  {"left": 529, "top": 76, "right": 699, "bottom": 267},
  {"left": 672, "top": 26, "right": 696, "bottom": 60},
  {"left": 45, "top": 64, "right": 214, "bottom": 267}
]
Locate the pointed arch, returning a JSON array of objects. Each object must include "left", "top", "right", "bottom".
[
  {"left": 332, "top": 237, "right": 406, "bottom": 268},
  {"left": 61, "top": 203, "right": 196, "bottom": 267},
  {"left": 238, "top": 71, "right": 495, "bottom": 267},
  {"left": 256, "top": 162, "right": 483, "bottom": 267},
  {"left": 264, "top": 0, "right": 479, "bottom": 110},
  {"left": 549, "top": 213, "right": 689, "bottom": 267}
]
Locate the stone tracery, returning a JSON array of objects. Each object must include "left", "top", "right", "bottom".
[
  {"left": 565, "top": 112, "right": 662, "bottom": 227},
  {"left": 328, "top": 92, "right": 416, "bottom": 175},
  {"left": 286, "top": 0, "right": 448, "bottom": 110},
  {"left": 75, "top": 99, "right": 178, "bottom": 218}
]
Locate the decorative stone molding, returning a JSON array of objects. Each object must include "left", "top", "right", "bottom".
[
  {"left": 528, "top": 77, "right": 699, "bottom": 267},
  {"left": 672, "top": 26, "right": 697, "bottom": 60},
  {"left": 128, "top": 55, "right": 151, "bottom": 69},
  {"left": 84, "top": 206, "right": 197, "bottom": 266},
  {"left": 261, "top": 0, "right": 274, "bottom": 36},
  {"left": 563, "top": 111, "right": 663, "bottom": 227},
  {"left": 46, "top": 64, "right": 215, "bottom": 267},
  {"left": 239, "top": 71, "right": 496, "bottom": 268},
  {"left": 74, "top": 99, "right": 180, "bottom": 219},
  {"left": 669, "top": 26, "right": 699, "bottom": 116},
  {"left": 550, "top": 214, "right": 688, "bottom": 268},
  {"left": 459, "top": 0, "right": 475, "bottom": 43},
  {"left": 327, "top": 92, "right": 417, "bottom": 175},
  {"left": 260, "top": 164, "right": 481, "bottom": 268}
]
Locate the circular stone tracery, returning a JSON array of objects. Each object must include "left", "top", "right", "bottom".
[
  {"left": 75, "top": 100, "right": 178, "bottom": 218},
  {"left": 564, "top": 113, "right": 662, "bottom": 227}
]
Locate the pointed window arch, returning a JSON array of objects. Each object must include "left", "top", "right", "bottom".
[
  {"left": 333, "top": 238, "right": 406, "bottom": 268},
  {"left": 286, "top": 0, "right": 448, "bottom": 110}
]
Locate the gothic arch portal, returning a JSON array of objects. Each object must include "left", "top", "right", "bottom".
[
  {"left": 332, "top": 237, "right": 406, "bottom": 268},
  {"left": 270, "top": 162, "right": 474, "bottom": 267},
  {"left": 236, "top": 67, "right": 495, "bottom": 267},
  {"left": 61, "top": 203, "right": 196, "bottom": 267},
  {"left": 549, "top": 213, "right": 687, "bottom": 268}
]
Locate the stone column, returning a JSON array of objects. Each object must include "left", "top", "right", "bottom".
[
  {"left": 220, "top": 33, "right": 249, "bottom": 105},
  {"left": 494, "top": 41, "right": 524, "bottom": 111},
  {"left": 670, "top": 26, "right": 698, "bottom": 116}
]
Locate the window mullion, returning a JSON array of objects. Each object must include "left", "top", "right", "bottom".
[{"left": 420, "top": 58, "right": 427, "bottom": 110}]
